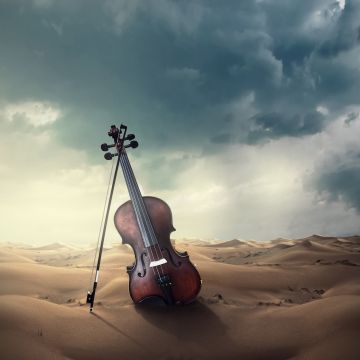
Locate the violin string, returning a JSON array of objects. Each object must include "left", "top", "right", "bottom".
[
  {"left": 121, "top": 150, "right": 166, "bottom": 279},
  {"left": 122, "top": 153, "right": 165, "bottom": 281},
  {"left": 121, "top": 151, "right": 166, "bottom": 278},
  {"left": 122, "top": 154, "right": 166, "bottom": 273},
  {"left": 119, "top": 151, "right": 160, "bottom": 280},
  {"left": 89, "top": 154, "right": 116, "bottom": 288},
  {"left": 122, "top": 155, "right": 166, "bottom": 281},
  {"left": 124, "top": 152, "right": 168, "bottom": 278},
  {"left": 120, "top": 151, "right": 161, "bottom": 280},
  {"left": 120, "top": 152, "right": 152, "bottom": 250}
]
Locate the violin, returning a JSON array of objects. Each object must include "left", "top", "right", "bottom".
[{"left": 87, "top": 124, "right": 201, "bottom": 308}]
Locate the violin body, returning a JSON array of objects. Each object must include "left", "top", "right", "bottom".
[{"left": 114, "top": 196, "right": 201, "bottom": 304}]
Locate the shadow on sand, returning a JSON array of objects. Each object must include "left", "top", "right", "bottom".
[
  {"left": 91, "top": 312, "right": 150, "bottom": 349},
  {"left": 91, "top": 299, "right": 239, "bottom": 359},
  {"left": 134, "top": 298, "right": 236, "bottom": 348}
]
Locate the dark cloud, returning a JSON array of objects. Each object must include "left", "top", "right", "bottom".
[
  {"left": 0, "top": 0, "right": 360, "bottom": 158},
  {"left": 310, "top": 150, "right": 360, "bottom": 213},
  {"left": 345, "top": 112, "right": 359, "bottom": 125},
  {"left": 318, "top": 0, "right": 360, "bottom": 58},
  {"left": 247, "top": 111, "right": 326, "bottom": 143}
]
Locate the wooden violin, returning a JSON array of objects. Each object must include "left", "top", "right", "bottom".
[{"left": 87, "top": 124, "right": 201, "bottom": 309}]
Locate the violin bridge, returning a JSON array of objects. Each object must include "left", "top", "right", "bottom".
[{"left": 149, "top": 258, "right": 167, "bottom": 267}]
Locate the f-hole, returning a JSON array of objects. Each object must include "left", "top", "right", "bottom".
[{"left": 137, "top": 251, "right": 147, "bottom": 277}]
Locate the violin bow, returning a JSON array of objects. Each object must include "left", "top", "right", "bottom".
[{"left": 86, "top": 124, "right": 125, "bottom": 312}]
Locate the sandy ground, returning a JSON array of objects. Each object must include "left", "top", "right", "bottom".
[{"left": 0, "top": 235, "right": 359, "bottom": 359}]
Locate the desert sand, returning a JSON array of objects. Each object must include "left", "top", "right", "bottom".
[{"left": 0, "top": 235, "right": 359, "bottom": 359}]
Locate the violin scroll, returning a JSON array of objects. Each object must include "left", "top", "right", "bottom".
[{"left": 101, "top": 125, "right": 139, "bottom": 160}]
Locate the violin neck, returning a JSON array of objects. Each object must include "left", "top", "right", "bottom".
[{"left": 119, "top": 150, "right": 158, "bottom": 247}]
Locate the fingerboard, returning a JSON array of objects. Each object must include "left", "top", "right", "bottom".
[{"left": 119, "top": 150, "right": 158, "bottom": 248}]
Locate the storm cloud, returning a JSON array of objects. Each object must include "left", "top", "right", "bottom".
[
  {"left": 1, "top": 0, "right": 359, "bottom": 148},
  {"left": 308, "top": 112, "right": 360, "bottom": 215},
  {"left": 313, "top": 159, "right": 360, "bottom": 212}
]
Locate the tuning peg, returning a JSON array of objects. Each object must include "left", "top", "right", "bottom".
[
  {"left": 131, "top": 140, "right": 139, "bottom": 148},
  {"left": 101, "top": 143, "right": 115, "bottom": 151},
  {"left": 104, "top": 152, "right": 118, "bottom": 160},
  {"left": 125, "top": 134, "right": 135, "bottom": 140},
  {"left": 125, "top": 140, "right": 138, "bottom": 149}
]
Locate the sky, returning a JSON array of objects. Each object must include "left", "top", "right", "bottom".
[{"left": 0, "top": 0, "right": 360, "bottom": 245}]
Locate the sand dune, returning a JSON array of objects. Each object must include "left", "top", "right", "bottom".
[
  {"left": 207, "top": 239, "right": 246, "bottom": 247},
  {"left": 31, "top": 242, "right": 74, "bottom": 251},
  {"left": 0, "top": 235, "right": 359, "bottom": 359}
]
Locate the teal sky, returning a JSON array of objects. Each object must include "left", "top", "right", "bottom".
[{"left": 1, "top": 0, "right": 360, "bottom": 245}]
